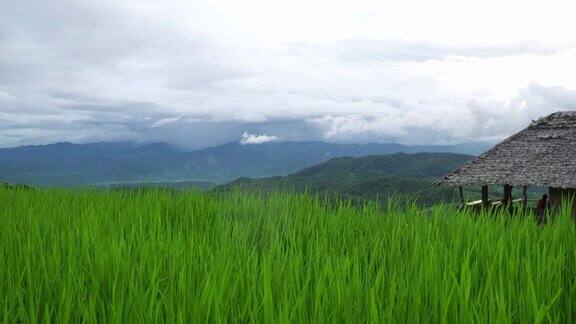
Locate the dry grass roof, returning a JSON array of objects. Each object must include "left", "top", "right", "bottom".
[{"left": 436, "top": 111, "right": 576, "bottom": 188}]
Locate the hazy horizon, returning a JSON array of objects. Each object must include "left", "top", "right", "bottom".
[
  {"left": 2, "top": 0, "right": 576, "bottom": 149},
  {"left": 0, "top": 136, "right": 495, "bottom": 151}
]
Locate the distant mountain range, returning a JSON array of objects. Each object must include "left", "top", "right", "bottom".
[
  {"left": 215, "top": 152, "right": 474, "bottom": 206},
  {"left": 0, "top": 140, "right": 490, "bottom": 186}
]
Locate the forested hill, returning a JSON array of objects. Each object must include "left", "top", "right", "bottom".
[{"left": 215, "top": 152, "right": 474, "bottom": 206}]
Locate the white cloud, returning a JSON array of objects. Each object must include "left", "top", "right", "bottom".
[
  {"left": 240, "top": 133, "right": 281, "bottom": 145},
  {"left": 150, "top": 116, "right": 183, "bottom": 128},
  {"left": 1, "top": 0, "right": 576, "bottom": 148}
]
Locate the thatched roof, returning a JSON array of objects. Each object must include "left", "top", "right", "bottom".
[{"left": 436, "top": 111, "right": 576, "bottom": 188}]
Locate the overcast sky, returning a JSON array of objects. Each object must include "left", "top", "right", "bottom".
[{"left": 1, "top": 0, "right": 576, "bottom": 149}]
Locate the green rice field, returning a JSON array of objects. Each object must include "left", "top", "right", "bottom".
[{"left": 0, "top": 187, "right": 575, "bottom": 323}]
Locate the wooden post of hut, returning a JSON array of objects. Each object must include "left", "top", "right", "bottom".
[
  {"left": 502, "top": 184, "right": 513, "bottom": 207},
  {"left": 481, "top": 185, "right": 489, "bottom": 208},
  {"left": 522, "top": 186, "right": 528, "bottom": 210},
  {"left": 459, "top": 186, "right": 465, "bottom": 206}
]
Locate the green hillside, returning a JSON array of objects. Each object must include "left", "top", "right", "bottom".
[{"left": 216, "top": 152, "right": 474, "bottom": 206}]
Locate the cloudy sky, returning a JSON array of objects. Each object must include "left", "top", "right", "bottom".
[{"left": 1, "top": 0, "right": 576, "bottom": 149}]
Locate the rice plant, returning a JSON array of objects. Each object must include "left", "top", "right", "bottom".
[{"left": 0, "top": 187, "right": 574, "bottom": 323}]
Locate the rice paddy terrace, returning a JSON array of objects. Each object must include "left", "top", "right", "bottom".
[{"left": 0, "top": 188, "right": 574, "bottom": 322}]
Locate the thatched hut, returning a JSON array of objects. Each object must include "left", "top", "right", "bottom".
[{"left": 436, "top": 111, "right": 576, "bottom": 215}]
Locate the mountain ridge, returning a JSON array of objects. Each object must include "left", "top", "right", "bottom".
[{"left": 0, "top": 140, "right": 489, "bottom": 186}]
